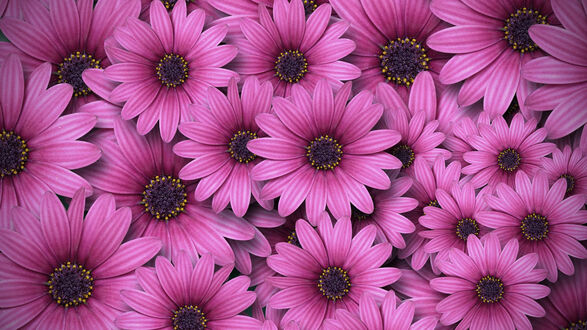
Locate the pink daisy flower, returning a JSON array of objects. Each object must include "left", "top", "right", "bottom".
[
  {"left": 266, "top": 218, "right": 400, "bottom": 328},
  {"left": 0, "top": 190, "right": 161, "bottom": 328},
  {"left": 542, "top": 145, "right": 587, "bottom": 198},
  {"left": 233, "top": 0, "right": 360, "bottom": 97},
  {"left": 323, "top": 291, "right": 438, "bottom": 330},
  {"left": 477, "top": 171, "right": 587, "bottom": 282},
  {"left": 103, "top": 0, "right": 238, "bottom": 142},
  {"left": 116, "top": 252, "right": 261, "bottom": 329},
  {"left": 82, "top": 119, "right": 255, "bottom": 264},
  {"left": 420, "top": 182, "right": 491, "bottom": 266},
  {"left": 431, "top": 233, "right": 550, "bottom": 329},
  {"left": 522, "top": 0, "right": 587, "bottom": 138},
  {"left": 248, "top": 80, "right": 402, "bottom": 221},
  {"left": 0, "top": 0, "right": 141, "bottom": 109},
  {"left": 462, "top": 113, "right": 555, "bottom": 189},
  {"left": 330, "top": 0, "right": 449, "bottom": 97},
  {"left": 174, "top": 77, "right": 273, "bottom": 217},
  {"left": 0, "top": 56, "right": 99, "bottom": 224},
  {"left": 427, "top": 0, "right": 558, "bottom": 119}
]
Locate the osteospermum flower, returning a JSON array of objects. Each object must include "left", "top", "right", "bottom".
[
  {"left": 522, "top": 0, "right": 587, "bottom": 138},
  {"left": 116, "top": 252, "right": 261, "bottom": 329},
  {"left": 462, "top": 113, "right": 555, "bottom": 189},
  {"left": 427, "top": 0, "right": 557, "bottom": 119},
  {"left": 477, "top": 171, "right": 587, "bottom": 282},
  {"left": 431, "top": 233, "right": 550, "bottom": 329},
  {"left": 248, "top": 80, "right": 402, "bottom": 220},
  {"left": 0, "top": 0, "right": 140, "bottom": 109},
  {"left": 0, "top": 190, "right": 161, "bottom": 328},
  {"left": 234, "top": 0, "right": 360, "bottom": 97},
  {"left": 103, "top": 0, "right": 238, "bottom": 141},
  {"left": 266, "top": 218, "right": 400, "bottom": 328},
  {"left": 0, "top": 56, "right": 99, "bottom": 224},
  {"left": 330, "top": 0, "right": 449, "bottom": 97},
  {"left": 542, "top": 145, "right": 587, "bottom": 198},
  {"left": 174, "top": 77, "right": 273, "bottom": 217}
]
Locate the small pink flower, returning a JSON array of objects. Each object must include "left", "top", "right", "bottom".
[{"left": 542, "top": 145, "right": 587, "bottom": 198}]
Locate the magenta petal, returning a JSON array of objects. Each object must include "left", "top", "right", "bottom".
[
  {"left": 427, "top": 26, "right": 502, "bottom": 53},
  {"left": 121, "top": 289, "right": 171, "bottom": 318},
  {"left": 0, "top": 229, "right": 52, "bottom": 273},
  {"left": 544, "top": 88, "right": 587, "bottom": 139},
  {"left": 115, "top": 312, "right": 170, "bottom": 329},
  {"left": 40, "top": 192, "right": 70, "bottom": 262},
  {"left": 529, "top": 24, "right": 587, "bottom": 67},
  {"left": 93, "top": 237, "right": 161, "bottom": 279}
]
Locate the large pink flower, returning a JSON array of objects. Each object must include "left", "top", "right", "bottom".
[
  {"left": 174, "top": 77, "right": 273, "bottom": 217},
  {"left": 266, "top": 217, "right": 400, "bottom": 329},
  {"left": 102, "top": 0, "right": 238, "bottom": 142},
  {"left": 431, "top": 233, "right": 550, "bottom": 329},
  {"left": 116, "top": 252, "right": 261, "bottom": 329},
  {"left": 477, "top": 171, "right": 587, "bottom": 282},
  {"left": 248, "top": 80, "right": 402, "bottom": 221},
  {"left": 428, "top": 0, "right": 557, "bottom": 119},
  {"left": 522, "top": 0, "right": 587, "bottom": 138},
  {"left": 0, "top": 55, "right": 99, "bottom": 224},
  {"left": 0, "top": 190, "right": 161, "bottom": 328},
  {"left": 233, "top": 0, "right": 360, "bottom": 97}
]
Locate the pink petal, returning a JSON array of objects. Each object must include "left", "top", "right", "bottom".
[
  {"left": 523, "top": 57, "right": 587, "bottom": 84},
  {"left": 439, "top": 42, "right": 504, "bottom": 84},
  {"left": 93, "top": 237, "right": 161, "bottom": 279},
  {"left": 427, "top": 26, "right": 502, "bottom": 53},
  {"left": 483, "top": 51, "right": 521, "bottom": 119},
  {"left": 544, "top": 87, "right": 587, "bottom": 139},
  {"left": 121, "top": 289, "right": 171, "bottom": 318},
  {"left": 529, "top": 24, "right": 587, "bottom": 66}
]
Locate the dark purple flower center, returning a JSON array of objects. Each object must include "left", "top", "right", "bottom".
[
  {"left": 303, "top": 0, "right": 318, "bottom": 14},
  {"left": 0, "top": 130, "right": 28, "bottom": 177},
  {"left": 380, "top": 37, "right": 430, "bottom": 86},
  {"left": 427, "top": 199, "right": 440, "bottom": 208},
  {"left": 521, "top": 213, "right": 548, "bottom": 241},
  {"left": 48, "top": 262, "right": 94, "bottom": 307},
  {"left": 307, "top": 135, "right": 343, "bottom": 170},
  {"left": 318, "top": 266, "right": 351, "bottom": 301},
  {"left": 504, "top": 8, "right": 547, "bottom": 53},
  {"left": 566, "top": 320, "right": 587, "bottom": 330},
  {"left": 351, "top": 205, "right": 372, "bottom": 221},
  {"left": 287, "top": 231, "right": 302, "bottom": 248},
  {"left": 229, "top": 130, "right": 257, "bottom": 163},
  {"left": 561, "top": 174, "right": 576, "bottom": 194},
  {"left": 142, "top": 175, "right": 187, "bottom": 221},
  {"left": 172, "top": 305, "right": 207, "bottom": 330},
  {"left": 497, "top": 148, "right": 521, "bottom": 172},
  {"left": 456, "top": 218, "right": 480, "bottom": 241},
  {"left": 388, "top": 144, "right": 415, "bottom": 169},
  {"left": 57, "top": 52, "right": 102, "bottom": 97},
  {"left": 156, "top": 53, "right": 189, "bottom": 87},
  {"left": 275, "top": 50, "right": 308, "bottom": 83},
  {"left": 476, "top": 275, "right": 504, "bottom": 303}
]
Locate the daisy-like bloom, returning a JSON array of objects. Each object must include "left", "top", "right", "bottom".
[
  {"left": 266, "top": 218, "right": 400, "bottom": 329},
  {"left": 522, "top": 0, "right": 587, "bottom": 138},
  {"left": 248, "top": 80, "right": 402, "bottom": 220},
  {"left": 82, "top": 119, "right": 256, "bottom": 264},
  {"left": 420, "top": 183, "right": 491, "bottom": 266},
  {"left": 103, "top": 0, "right": 238, "bottom": 142},
  {"left": 427, "top": 0, "right": 557, "bottom": 119},
  {"left": 116, "top": 252, "right": 261, "bottom": 329},
  {"left": 542, "top": 145, "right": 587, "bottom": 198},
  {"left": 323, "top": 291, "right": 438, "bottom": 330},
  {"left": 431, "top": 233, "right": 550, "bottom": 329},
  {"left": 534, "top": 259, "right": 587, "bottom": 329},
  {"left": 0, "top": 56, "right": 99, "bottom": 224},
  {"left": 477, "top": 171, "right": 587, "bottom": 282},
  {"left": 0, "top": 190, "right": 161, "bottom": 328},
  {"left": 234, "top": 0, "right": 360, "bottom": 97},
  {"left": 462, "top": 113, "right": 555, "bottom": 189},
  {"left": 330, "top": 0, "right": 449, "bottom": 97},
  {"left": 0, "top": 0, "right": 141, "bottom": 109},
  {"left": 174, "top": 77, "right": 273, "bottom": 217}
]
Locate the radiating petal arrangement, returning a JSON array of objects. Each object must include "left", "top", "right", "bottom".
[{"left": 0, "top": 0, "right": 585, "bottom": 329}]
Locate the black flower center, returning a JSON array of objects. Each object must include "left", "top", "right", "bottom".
[
  {"left": 388, "top": 144, "right": 415, "bottom": 169},
  {"left": 48, "top": 262, "right": 94, "bottom": 307},
  {"left": 229, "top": 130, "right": 257, "bottom": 163},
  {"left": 303, "top": 0, "right": 317, "bottom": 14},
  {"left": 57, "top": 52, "right": 102, "bottom": 97},
  {"left": 0, "top": 130, "right": 28, "bottom": 177},
  {"left": 560, "top": 174, "right": 576, "bottom": 194},
  {"left": 306, "top": 135, "right": 343, "bottom": 170},
  {"left": 456, "top": 218, "right": 480, "bottom": 241},
  {"left": 156, "top": 53, "right": 189, "bottom": 87},
  {"left": 497, "top": 148, "right": 521, "bottom": 172},
  {"left": 172, "top": 305, "right": 207, "bottom": 330},
  {"left": 142, "top": 175, "right": 187, "bottom": 221},
  {"left": 380, "top": 37, "right": 430, "bottom": 86},
  {"left": 521, "top": 213, "right": 548, "bottom": 241},
  {"left": 427, "top": 199, "right": 440, "bottom": 208},
  {"left": 351, "top": 205, "right": 372, "bottom": 221},
  {"left": 504, "top": 8, "right": 547, "bottom": 53},
  {"left": 476, "top": 275, "right": 504, "bottom": 303},
  {"left": 287, "top": 231, "right": 302, "bottom": 248},
  {"left": 566, "top": 320, "right": 587, "bottom": 330},
  {"left": 275, "top": 50, "right": 308, "bottom": 83},
  {"left": 318, "top": 266, "right": 351, "bottom": 301}
]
